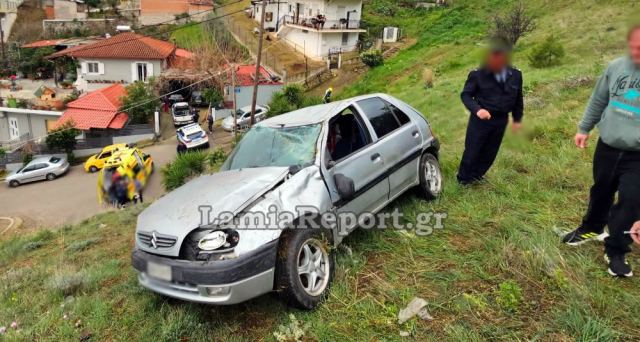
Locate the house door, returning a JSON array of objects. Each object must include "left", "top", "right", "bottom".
[{"left": 8, "top": 117, "right": 19, "bottom": 140}]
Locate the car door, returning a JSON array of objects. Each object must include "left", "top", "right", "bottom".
[
  {"left": 97, "top": 151, "right": 112, "bottom": 169},
  {"left": 322, "top": 106, "right": 389, "bottom": 242},
  {"left": 32, "top": 163, "right": 50, "bottom": 180},
  {"left": 19, "top": 164, "right": 37, "bottom": 183},
  {"left": 355, "top": 97, "right": 422, "bottom": 201}
]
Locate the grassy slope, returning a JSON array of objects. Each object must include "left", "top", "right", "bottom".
[{"left": 2, "top": 1, "right": 640, "bottom": 341}]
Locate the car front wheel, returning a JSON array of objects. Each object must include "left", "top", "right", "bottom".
[
  {"left": 89, "top": 166, "right": 98, "bottom": 173},
  {"left": 46, "top": 173, "right": 56, "bottom": 181},
  {"left": 418, "top": 152, "right": 443, "bottom": 200},
  {"left": 275, "top": 229, "right": 334, "bottom": 310},
  {"left": 9, "top": 180, "right": 19, "bottom": 187}
]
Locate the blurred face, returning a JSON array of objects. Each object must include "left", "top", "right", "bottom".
[
  {"left": 629, "top": 28, "right": 640, "bottom": 65},
  {"left": 486, "top": 51, "right": 509, "bottom": 72}
]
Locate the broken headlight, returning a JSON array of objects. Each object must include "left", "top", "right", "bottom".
[{"left": 180, "top": 228, "right": 239, "bottom": 261}]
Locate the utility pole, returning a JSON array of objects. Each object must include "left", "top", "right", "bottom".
[
  {"left": 0, "top": 18, "right": 6, "bottom": 70},
  {"left": 249, "top": 0, "right": 267, "bottom": 127},
  {"left": 232, "top": 64, "right": 238, "bottom": 140}
]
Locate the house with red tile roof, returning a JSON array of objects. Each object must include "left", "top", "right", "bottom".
[
  {"left": 48, "top": 32, "right": 193, "bottom": 92},
  {"left": 223, "top": 64, "right": 283, "bottom": 109},
  {"left": 53, "top": 83, "right": 155, "bottom": 154},
  {"left": 55, "top": 84, "right": 129, "bottom": 131}
]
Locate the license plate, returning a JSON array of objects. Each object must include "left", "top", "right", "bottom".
[{"left": 147, "top": 262, "right": 172, "bottom": 282}]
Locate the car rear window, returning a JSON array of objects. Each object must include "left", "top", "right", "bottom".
[
  {"left": 49, "top": 157, "right": 61, "bottom": 163},
  {"left": 357, "top": 97, "right": 401, "bottom": 139}
]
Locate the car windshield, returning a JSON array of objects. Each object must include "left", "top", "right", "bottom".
[
  {"left": 174, "top": 107, "right": 190, "bottom": 116},
  {"left": 221, "top": 124, "right": 321, "bottom": 171},
  {"left": 187, "top": 132, "right": 203, "bottom": 140}
]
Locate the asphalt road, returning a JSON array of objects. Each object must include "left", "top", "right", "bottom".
[{"left": 0, "top": 128, "right": 234, "bottom": 228}]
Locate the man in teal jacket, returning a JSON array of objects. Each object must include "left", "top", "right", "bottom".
[{"left": 563, "top": 26, "right": 640, "bottom": 277}]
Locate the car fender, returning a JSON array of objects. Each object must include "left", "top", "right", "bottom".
[{"left": 231, "top": 166, "right": 333, "bottom": 254}]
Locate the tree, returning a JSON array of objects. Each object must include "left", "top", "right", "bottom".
[
  {"left": 528, "top": 35, "right": 565, "bottom": 68},
  {"left": 267, "top": 85, "right": 322, "bottom": 117},
  {"left": 489, "top": 1, "right": 536, "bottom": 47},
  {"left": 202, "top": 88, "right": 223, "bottom": 107},
  {"left": 121, "top": 80, "right": 160, "bottom": 124},
  {"left": 46, "top": 121, "right": 80, "bottom": 153}
]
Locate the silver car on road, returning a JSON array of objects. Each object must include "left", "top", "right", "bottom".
[
  {"left": 132, "top": 94, "right": 442, "bottom": 309},
  {"left": 5, "top": 155, "right": 70, "bottom": 187},
  {"left": 221, "top": 105, "right": 269, "bottom": 131}
]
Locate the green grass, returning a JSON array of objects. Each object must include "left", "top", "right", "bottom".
[
  {"left": 170, "top": 24, "right": 210, "bottom": 50},
  {"left": 2, "top": 0, "right": 640, "bottom": 340}
]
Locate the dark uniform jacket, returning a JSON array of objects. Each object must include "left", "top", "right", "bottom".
[{"left": 461, "top": 66, "right": 524, "bottom": 123}]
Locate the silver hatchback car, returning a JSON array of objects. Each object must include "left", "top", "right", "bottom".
[
  {"left": 6, "top": 155, "right": 70, "bottom": 187},
  {"left": 132, "top": 94, "right": 442, "bottom": 309}
]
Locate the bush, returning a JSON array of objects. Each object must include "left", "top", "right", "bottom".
[
  {"left": 360, "top": 49, "right": 384, "bottom": 68},
  {"left": 496, "top": 280, "right": 523, "bottom": 313},
  {"left": 267, "top": 84, "right": 307, "bottom": 117},
  {"left": 202, "top": 88, "right": 223, "bottom": 107},
  {"left": 162, "top": 151, "right": 208, "bottom": 191},
  {"left": 22, "top": 153, "right": 33, "bottom": 166},
  {"left": 209, "top": 147, "right": 227, "bottom": 166},
  {"left": 46, "top": 120, "right": 80, "bottom": 153},
  {"left": 528, "top": 35, "right": 565, "bottom": 68}
]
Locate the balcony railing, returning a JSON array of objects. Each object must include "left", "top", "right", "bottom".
[{"left": 283, "top": 15, "right": 361, "bottom": 31}]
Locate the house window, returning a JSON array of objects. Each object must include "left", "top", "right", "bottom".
[
  {"left": 136, "top": 63, "right": 148, "bottom": 82},
  {"left": 87, "top": 62, "right": 100, "bottom": 74},
  {"left": 266, "top": 12, "right": 273, "bottom": 22},
  {"left": 342, "top": 33, "right": 349, "bottom": 46}
]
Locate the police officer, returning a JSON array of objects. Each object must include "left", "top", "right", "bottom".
[{"left": 457, "top": 43, "right": 524, "bottom": 185}]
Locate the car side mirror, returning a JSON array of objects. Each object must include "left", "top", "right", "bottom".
[{"left": 334, "top": 173, "right": 355, "bottom": 202}]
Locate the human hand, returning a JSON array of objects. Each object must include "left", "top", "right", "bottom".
[
  {"left": 477, "top": 109, "right": 492, "bottom": 120},
  {"left": 630, "top": 221, "right": 640, "bottom": 245},
  {"left": 512, "top": 122, "right": 523, "bottom": 134},
  {"left": 575, "top": 133, "right": 589, "bottom": 149}
]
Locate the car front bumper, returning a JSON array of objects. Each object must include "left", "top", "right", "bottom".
[{"left": 131, "top": 240, "right": 278, "bottom": 305}]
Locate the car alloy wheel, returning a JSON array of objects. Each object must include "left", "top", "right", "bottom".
[
  {"left": 419, "top": 153, "right": 442, "bottom": 200},
  {"left": 46, "top": 173, "right": 56, "bottom": 181},
  {"left": 9, "top": 180, "right": 19, "bottom": 187},
  {"left": 89, "top": 166, "right": 98, "bottom": 173},
  {"left": 296, "top": 238, "right": 330, "bottom": 297}
]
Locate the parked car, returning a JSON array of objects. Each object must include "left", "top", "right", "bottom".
[
  {"left": 84, "top": 143, "right": 130, "bottom": 173},
  {"left": 97, "top": 147, "right": 154, "bottom": 205},
  {"left": 221, "top": 105, "right": 269, "bottom": 131},
  {"left": 131, "top": 94, "right": 442, "bottom": 309},
  {"left": 6, "top": 155, "right": 70, "bottom": 187},
  {"left": 190, "top": 91, "right": 205, "bottom": 107},
  {"left": 172, "top": 102, "right": 195, "bottom": 127},
  {"left": 168, "top": 94, "right": 185, "bottom": 104},
  {"left": 177, "top": 123, "right": 210, "bottom": 150}
]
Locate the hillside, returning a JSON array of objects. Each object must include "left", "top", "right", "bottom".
[{"left": 1, "top": 0, "right": 640, "bottom": 341}]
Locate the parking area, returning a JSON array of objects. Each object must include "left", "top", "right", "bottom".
[{"left": 0, "top": 127, "right": 234, "bottom": 228}]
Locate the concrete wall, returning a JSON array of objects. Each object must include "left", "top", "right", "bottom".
[
  {"left": 224, "top": 84, "right": 284, "bottom": 109},
  {"left": 0, "top": 108, "right": 61, "bottom": 143},
  {"left": 53, "top": 0, "right": 87, "bottom": 20},
  {"left": 43, "top": 19, "right": 116, "bottom": 38},
  {"left": 75, "top": 58, "right": 163, "bottom": 92}
]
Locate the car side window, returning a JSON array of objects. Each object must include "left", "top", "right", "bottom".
[
  {"left": 326, "top": 107, "right": 372, "bottom": 166},
  {"left": 22, "top": 165, "right": 36, "bottom": 172},
  {"left": 383, "top": 100, "right": 411, "bottom": 126},
  {"left": 35, "top": 163, "right": 48, "bottom": 170},
  {"left": 357, "top": 97, "right": 401, "bottom": 139},
  {"left": 100, "top": 151, "right": 111, "bottom": 159}
]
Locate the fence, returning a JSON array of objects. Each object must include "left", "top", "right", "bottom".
[{"left": 282, "top": 15, "right": 361, "bottom": 31}]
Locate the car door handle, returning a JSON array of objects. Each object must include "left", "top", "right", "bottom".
[
  {"left": 370, "top": 153, "right": 381, "bottom": 162},
  {"left": 412, "top": 130, "right": 420, "bottom": 138}
]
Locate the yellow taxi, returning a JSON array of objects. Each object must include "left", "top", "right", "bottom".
[
  {"left": 84, "top": 143, "right": 130, "bottom": 173},
  {"left": 97, "top": 147, "right": 154, "bottom": 205}
]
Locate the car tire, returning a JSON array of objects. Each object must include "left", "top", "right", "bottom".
[
  {"left": 46, "top": 173, "right": 56, "bottom": 181},
  {"left": 89, "top": 166, "right": 98, "bottom": 173},
  {"left": 418, "top": 152, "right": 443, "bottom": 200},
  {"left": 9, "top": 180, "right": 19, "bottom": 187},
  {"left": 275, "top": 229, "right": 334, "bottom": 310}
]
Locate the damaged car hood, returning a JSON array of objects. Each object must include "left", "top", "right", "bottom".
[{"left": 136, "top": 166, "right": 290, "bottom": 257}]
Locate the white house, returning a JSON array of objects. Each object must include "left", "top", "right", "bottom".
[
  {"left": 47, "top": 32, "right": 192, "bottom": 92},
  {"left": 252, "top": 0, "right": 365, "bottom": 60}
]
